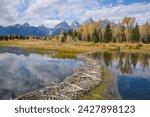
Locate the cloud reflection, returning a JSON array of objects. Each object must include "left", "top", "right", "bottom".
[{"left": 0, "top": 53, "right": 82, "bottom": 99}]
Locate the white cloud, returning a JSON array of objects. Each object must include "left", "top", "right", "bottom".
[
  {"left": 84, "top": 2, "right": 150, "bottom": 25},
  {"left": 0, "top": 0, "right": 150, "bottom": 27},
  {"left": 117, "top": 0, "right": 124, "bottom": 3},
  {"left": 0, "top": 0, "right": 22, "bottom": 25},
  {"left": 24, "top": 0, "right": 100, "bottom": 24}
]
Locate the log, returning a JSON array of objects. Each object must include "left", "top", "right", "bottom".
[{"left": 16, "top": 52, "right": 103, "bottom": 100}]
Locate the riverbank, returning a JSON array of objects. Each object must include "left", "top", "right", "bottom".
[
  {"left": 0, "top": 40, "right": 150, "bottom": 56},
  {"left": 16, "top": 52, "right": 103, "bottom": 100}
]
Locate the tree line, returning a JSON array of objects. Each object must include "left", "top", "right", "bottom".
[
  {"left": 0, "top": 35, "right": 52, "bottom": 41},
  {"left": 0, "top": 35, "right": 29, "bottom": 40},
  {"left": 60, "top": 17, "right": 150, "bottom": 43},
  {"left": 0, "top": 17, "right": 149, "bottom": 43}
]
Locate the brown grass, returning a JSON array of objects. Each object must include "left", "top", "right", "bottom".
[{"left": 0, "top": 39, "right": 150, "bottom": 54}]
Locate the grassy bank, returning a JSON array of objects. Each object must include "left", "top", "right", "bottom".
[{"left": 0, "top": 39, "right": 150, "bottom": 55}]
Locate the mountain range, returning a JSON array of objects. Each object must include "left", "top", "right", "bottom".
[{"left": 0, "top": 18, "right": 113, "bottom": 36}]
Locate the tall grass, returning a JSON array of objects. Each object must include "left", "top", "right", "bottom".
[{"left": 0, "top": 39, "right": 150, "bottom": 54}]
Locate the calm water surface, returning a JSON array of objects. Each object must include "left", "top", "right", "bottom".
[
  {"left": 0, "top": 47, "right": 83, "bottom": 99},
  {"left": 89, "top": 52, "right": 150, "bottom": 100}
]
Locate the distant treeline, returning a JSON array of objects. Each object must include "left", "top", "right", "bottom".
[
  {"left": 59, "top": 17, "right": 150, "bottom": 44},
  {"left": 0, "top": 17, "right": 150, "bottom": 44},
  {"left": 0, "top": 35, "right": 52, "bottom": 41}
]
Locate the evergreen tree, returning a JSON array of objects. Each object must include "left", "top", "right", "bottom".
[
  {"left": 98, "top": 28, "right": 103, "bottom": 42},
  {"left": 73, "top": 30, "right": 78, "bottom": 41},
  {"left": 92, "top": 29, "right": 99, "bottom": 43},
  {"left": 78, "top": 33, "right": 82, "bottom": 41},
  {"left": 63, "top": 32, "right": 67, "bottom": 39},
  {"left": 68, "top": 30, "right": 73, "bottom": 36},
  {"left": 104, "top": 23, "right": 112, "bottom": 43},
  {"left": 87, "top": 33, "right": 91, "bottom": 42},
  {"left": 20, "top": 36, "right": 24, "bottom": 40},
  {"left": 73, "top": 30, "right": 78, "bottom": 37},
  {"left": 132, "top": 23, "right": 140, "bottom": 42},
  {"left": 5, "top": 35, "right": 9, "bottom": 40},
  {"left": 61, "top": 36, "right": 66, "bottom": 43}
]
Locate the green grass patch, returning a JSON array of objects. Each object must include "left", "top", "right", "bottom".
[
  {"left": 78, "top": 66, "right": 117, "bottom": 100},
  {"left": 53, "top": 52, "right": 77, "bottom": 59}
]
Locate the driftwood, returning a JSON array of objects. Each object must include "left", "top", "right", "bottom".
[{"left": 16, "top": 52, "right": 104, "bottom": 100}]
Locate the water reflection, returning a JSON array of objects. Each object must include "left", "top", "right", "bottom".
[
  {"left": 0, "top": 51, "right": 83, "bottom": 99},
  {"left": 90, "top": 52, "right": 150, "bottom": 75},
  {"left": 0, "top": 47, "right": 30, "bottom": 56},
  {"left": 118, "top": 75, "right": 150, "bottom": 100},
  {"left": 89, "top": 52, "right": 150, "bottom": 100}
]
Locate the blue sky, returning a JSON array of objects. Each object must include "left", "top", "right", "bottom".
[
  {"left": 0, "top": 0, "right": 150, "bottom": 28},
  {"left": 101, "top": 0, "right": 150, "bottom": 5}
]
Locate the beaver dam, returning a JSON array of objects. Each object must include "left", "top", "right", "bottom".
[{"left": 16, "top": 52, "right": 104, "bottom": 100}]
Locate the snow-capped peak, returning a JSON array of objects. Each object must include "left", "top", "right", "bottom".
[
  {"left": 71, "top": 21, "right": 81, "bottom": 29},
  {"left": 83, "top": 17, "right": 94, "bottom": 24},
  {"left": 54, "top": 21, "right": 70, "bottom": 29}
]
